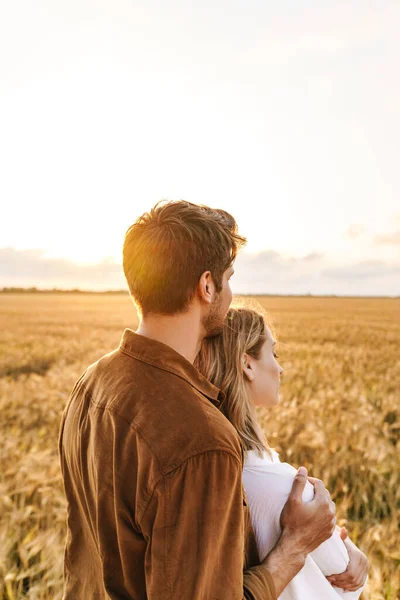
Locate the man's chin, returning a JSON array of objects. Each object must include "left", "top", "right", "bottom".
[{"left": 204, "top": 323, "right": 225, "bottom": 339}]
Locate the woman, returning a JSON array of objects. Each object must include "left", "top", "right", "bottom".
[{"left": 194, "top": 303, "right": 368, "bottom": 599}]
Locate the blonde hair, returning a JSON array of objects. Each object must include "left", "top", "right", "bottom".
[{"left": 195, "top": 301, "right": 277, "bottom": 458}]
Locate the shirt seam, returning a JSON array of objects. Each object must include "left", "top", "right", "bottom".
[
  {"left": 85, "top": 383, "right": 235, "bottom": 477},
  {"left": 73, "top": 381, "right": 242, "bottom": 525},
  {"left": 139, "top": 447, "right": 243, "bottom": 530},
  {"left": 89, "top": 402, "right": 164, "bottom": 480},
  {"left": 74, "top": 382, "right": 163, "bottom": 519},
  {"left": 94, "top": 404, "right": 167, "bottom": 526}
]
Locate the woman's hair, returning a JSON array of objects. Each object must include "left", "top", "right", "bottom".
[
  {"left": 122, "top": 200, "right": 246, "bottom": 316},
  {"left": 194, "top": 301, "right": 276, "bottom": 458}
]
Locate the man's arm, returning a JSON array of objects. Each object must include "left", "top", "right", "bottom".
[
  {"left": 140, "top": 456, "right": 336, "bottom": 599},
  {"left": 140, "top": 449, "right": 277, "bottom": 600}
]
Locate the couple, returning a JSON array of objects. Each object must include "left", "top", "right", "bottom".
[{"left": 58, "top": 200, "right": 369, "bottom": 599}]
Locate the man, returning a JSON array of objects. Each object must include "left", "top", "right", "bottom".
[{"left": 58, "top": 200, "right": 367, "bottom": 599}]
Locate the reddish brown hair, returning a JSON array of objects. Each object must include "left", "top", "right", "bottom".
[{"left": 122, "top": 200, "right": 246, "bottom": 316}]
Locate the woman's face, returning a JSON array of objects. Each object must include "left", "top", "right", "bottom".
[{"left": 242, "top": 327, "right": 283, "bottom": 408}]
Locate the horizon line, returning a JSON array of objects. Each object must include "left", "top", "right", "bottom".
[{"left": 0, "top": 286, "right": 398, "bottom": 299}]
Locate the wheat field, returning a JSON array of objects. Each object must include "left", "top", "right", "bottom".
[{"left": 1, "top": 293, "right": 399, "bottom": 599}]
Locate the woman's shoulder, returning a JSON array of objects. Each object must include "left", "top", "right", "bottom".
[
  {"left": 243, "top": 448, "right": 301, "bottom": 480},
  {"left": 244, "top": 447, "right": 282, "bottom": 466},
  {"left": 242, "top": 448, "right": 315, "bottom": 505}
]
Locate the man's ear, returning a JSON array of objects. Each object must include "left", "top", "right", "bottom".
[
  {"left": 242, "top": 353, "right": 255, "bottom": 382},
  {"left": 198, "top": 271, "right": 215, "bottom": 304}
]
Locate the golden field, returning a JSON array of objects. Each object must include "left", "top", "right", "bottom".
[{"left": 0, "top": 293, "right": 399, "bottom": 600}]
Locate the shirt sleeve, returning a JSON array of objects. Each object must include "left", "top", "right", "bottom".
[
  {"left": 140, "top": 449, "right": 277, "bottom": 600},
  {"left": 310, "top": 528, "right": 349, "bottom": 576}
]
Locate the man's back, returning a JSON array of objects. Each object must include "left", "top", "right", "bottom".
[{"left": 58, "top": 329, "right": 276, "bottom": 599}]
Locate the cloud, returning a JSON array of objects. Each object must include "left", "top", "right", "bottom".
[
  {"left": 0, "top": 247, "right": 126, "bottom": 290},
  {"left": 299, "top": 252, "right": 325, "bottom": 262},
  {"left": 233, "top": 251, "right": 400, "bottom": 296},
  {"left": 342, "top": 224, "right": 366, "bottom": 240},
  {"left": 321, "top": 260, "right": 400, "bottom": 280},
  {"left": 373, "top": 232, "right": 400, "bottom": 246},
  {"left": 0, "top": 246, "right": 399, "bottom": 297}
]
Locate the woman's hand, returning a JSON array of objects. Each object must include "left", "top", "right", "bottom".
[{"left": 326, "top": 535, "right": 369, "bottom": 591}]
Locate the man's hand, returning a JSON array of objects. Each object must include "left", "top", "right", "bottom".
[
  {"left": 326, "top": 535, "right": 369, "bottom": 591},
  {"left": 280, "top": 467, "right": 337, "bottom": 556}
]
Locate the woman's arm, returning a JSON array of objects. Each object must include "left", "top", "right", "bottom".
[
  {"left": 242, "top": 462, "right": 367, "bottom": 598},
  {"left": 310, "top": 527, "right": 349, "bottom": 576},
  {"left": 327, "top": 536, "right": 369, "bottom": 597},
  {"left": 299, "top": 476, "right": 369, "bottom": 598},
  {"left": 308, "top": 522, "right": 368, "bottom": 598}
]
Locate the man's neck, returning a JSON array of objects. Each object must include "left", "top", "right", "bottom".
[{"left": 135, "top": 310, "right": 203, "bottom": 364}]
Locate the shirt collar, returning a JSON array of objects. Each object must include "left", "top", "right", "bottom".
[{"left": 118, "top": 328, "right": 223, "bottom": 407}]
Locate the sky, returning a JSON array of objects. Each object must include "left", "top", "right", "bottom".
[{"left": 1, "top": 0, "right": 399, "bottom": 296}]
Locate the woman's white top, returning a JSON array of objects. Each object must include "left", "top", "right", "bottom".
[{"left": 242, "top": 449, "right": 368, "bottom": 600}]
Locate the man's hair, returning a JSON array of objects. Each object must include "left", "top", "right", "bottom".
[{"left": 122, "top": 200, "right": 246, "bottom": 316}]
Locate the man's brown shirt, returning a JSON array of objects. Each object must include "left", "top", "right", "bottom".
[{"left": 58, "top": 328, "right": 277, "bottom": 599}]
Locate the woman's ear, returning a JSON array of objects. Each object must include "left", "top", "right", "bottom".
[{"left": 242, "top": 353, "right": 255, "bottom": 382}]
